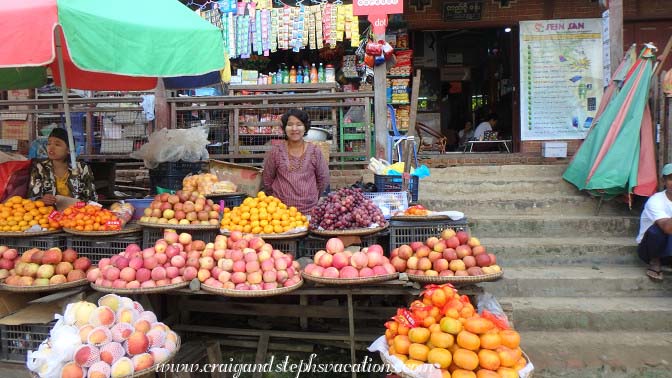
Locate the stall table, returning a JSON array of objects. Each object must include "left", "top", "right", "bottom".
[{"left": 463, "top": 139, "right": 512, "bottom": 153}]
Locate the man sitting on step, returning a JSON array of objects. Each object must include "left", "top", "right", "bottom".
[{"left": 637, "top": 163, "right": 672, "bottom": 281}]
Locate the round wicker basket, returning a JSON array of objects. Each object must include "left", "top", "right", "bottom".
[
  {"left": 200, "top": 278, "right": 303, "bottom": 297},
  {"left": 0, "top": 229, "right": 62, "bottom": 237},
  {"left": 90, "top": 281, "right": 189, "bottom": 294},
  {"left": 301, "top": 272, "right": 398, "bottom": 285},
  {"left": 0, "top": 278, "right": 88, "bottom": 292},
  {"left": 406, "top": 270, "right": 503, "bottom": 284},
  {"left": 219, "top": 229, "right": 308, "bottom": 240},
  {"left": 309, "top": 224, "right": 388, "bottom": 237},
  {"left": 137, "top": 221, "right": 219, "bottom": 230}
]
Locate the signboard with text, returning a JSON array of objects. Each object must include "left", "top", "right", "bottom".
[
  {"left": 353, "top": 0, "right": 403, "bottom": 16},
  {"left": 442, "top": 1, "right": 483, "bottom": 22},
  {"left": 519, "top": 19, "right": 604, "bottom": 141}
]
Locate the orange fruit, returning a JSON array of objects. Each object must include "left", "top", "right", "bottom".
[
  {"left": 422, "top": 316, "right": 437, "bottom": 328},
  {"left": 404, "top": 359, "right": 424, "bottom": 370},
  {"left": 451, "top": 369, "right": 477, "bottom": 378},
  {"left": 476, "top": 369, "right": 501, "bottom": 378},
  {"left": 393, "top": 335, "right": 410, "bottom": 355},
  {"left": 431, "top": 288, "right": 447, "bottom": 307},
  {"left": 427, "top": 347, "right": 452, "bottom": 369},
  {"left": 453, "top": 348, "right": 479, "bottom": 371},
  {"left": 478, "top": 349, "right": 501, "bottom": 370},
  {"left": 514, "top": 356, "right": 527, "bottom": 371},
  {"left": 457, "top": 330, "right": 480, "bottom": 351},
  {"left": 408, "top": 327, "right": 431, "bottom": 344},
  {"left": 429, "top": 324, "right": 442, "bottom": 334},
  {"left": 393, "top": 354, "right": 408, "bottom": 362},
  {"left": 464, "top": 317, "right": 494, "bottom": 335},
  {"left": 496, "top": 347, "right": 521, "bottom": 368},
  {"left": 499, "top": 330, "right": 520, "bottom": 349},
  {"left": 440, "top": 317, "right": 463, "bottom": 335},
  {"left": 430, "top": 331, "right": 454, "bottom": 348},
  {"left": 397, "top": 324, "right": 409, "bottom": 336},
  {"left": 480, "top": 332, "right": 502, "bottom": 350},
  {"left": 497, "top": 367, "right": 518, "bottom": 378},
  {"left": 408, "top": 343, "right": 430, "bottom": 362}
]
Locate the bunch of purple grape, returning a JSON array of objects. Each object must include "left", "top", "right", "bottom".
[{"left": 310, "top": 188, "right": 386, "bottom": 230}]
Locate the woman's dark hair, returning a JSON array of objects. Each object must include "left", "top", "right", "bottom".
[
  {"left": 488, "top": 113, "right": 499, "bottom": 122},
  {"left": 48, "top": 128, "right": 70, "bottom": 149},
  {"left": 281, "top": 109, "right": 311, "bottom": 136}
]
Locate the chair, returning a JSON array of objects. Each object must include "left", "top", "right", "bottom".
[
  {"left": 387, "top": 105, "right": 418, "bottom": 164},
  {"left": 415, "top": 122, "right": 447, "bottom": 155}
]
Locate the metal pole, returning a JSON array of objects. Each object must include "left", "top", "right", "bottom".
[{"left": 54, "top": 27, "right": 78, "bottom": 171}]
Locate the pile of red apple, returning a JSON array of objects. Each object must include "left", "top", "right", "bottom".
[
  {"left": 303, "top": 238, "right": 396, "bottom": 279},
  {"left": 0, "top": 246, "right": 19, "bottom": 280},
  {"left": 199, "top": 231, "right": 302, "bottom": 291},
  {"left": 87, "top": 230, "right": 206, "bottom": 290},
  {"left": 391, "top": 229, "right": 501, "bottom": 277},
  {"left": 2, "top": 247, "right": 91, "bottom": 287},
  {"left": 138, "top": 190, "right": 221, "bottom": 226}
]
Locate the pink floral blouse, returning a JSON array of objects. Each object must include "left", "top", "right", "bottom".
[{"left": 262, "top": 142, "right": 329, "bottom": 214}]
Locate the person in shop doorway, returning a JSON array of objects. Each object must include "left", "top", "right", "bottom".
[
  {"left": 458, "top": 120, "right": 474, "bottom": 149},
  {"left": 473, "top": 113, "right": 498, "bottom": 141},
  {"left": 637, "top": 163, "right": 672, "bottom": 281},
  {"left": 28, "top": 128, "right": 97, "bottom": 205},
  {"left": 262, "top": 109, "right": 330, "bottom": 214}
]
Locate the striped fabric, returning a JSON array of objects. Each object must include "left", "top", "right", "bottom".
[{"left": 262, "top": 142, "right": 329, "bottom": 214}]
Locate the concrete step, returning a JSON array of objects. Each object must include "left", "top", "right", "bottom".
[
  {"left": 480, "top": 237, "right": 640, "bottom": 266},
  {"left": 469, "top": 215, "right": 640, "bottom": 237},
  {"left": 521, "top": 331, "right": 672, "bottom": 378},
  {"left": 481, "top": 266, "right": 671, "bottom": 298},
  {"left": 428, "top": 164, "right": 569, "bottom": 179},
  {"left": 422, "top": 178, "right": 578, "bottom": 196},
  {"left": 421, "top": 195, "right": 632, "bottom": 216},
  {"left": 502, "top": 296, "right": 672, "bottom": 331}
]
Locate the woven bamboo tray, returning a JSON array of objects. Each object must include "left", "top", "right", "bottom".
[
  {"left": 220, "top": 229, "right": 308, "bottom": 240},
  {"left": 200, "top": 278, "right": 303, "bottom": 297},
  {"left": 309, "top": 224, "right": 388, "bottom": 237},
  {"left": 206, "top": 192, "right": 246, "bottom": 198},
  {"left": 406, "top": 270, "right": 503, "bottom": 284},
  {"left": 0, "top": 278, "right": 88, "bottom": 292},
  {"left": 0, "top": 229, "right": 62, "bottom": 237},
  {"left": 63, "top": 223, "right": 142, "bottom": 236},
  {"left": 137, "top": 221, "right": 219, "bottom": 230},
  {"left": 30, "top": 336, "right": 181, "bottom": 378},
  {"left": 390, "top": 214, "right": 450, "bottom": 221},
  {"left": 91, "top": 280, "right": 189, "bottom": 294},
  {"left": 301, "top": 272, "right": 398, "bottom": 285}
]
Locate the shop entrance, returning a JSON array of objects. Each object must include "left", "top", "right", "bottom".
[{"left": 411, "top": 27, "right": 517, "bottom": 152}]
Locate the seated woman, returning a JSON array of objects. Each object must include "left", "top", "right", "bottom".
[
  {"left": 262, "top": 109, "right": 330, "bottom": 214},
  {"left": 29, "top": 128, "right": 97, "bottom": 205},
  {"left": 637, "top": 163, "right": 672, "bottom": 281}
]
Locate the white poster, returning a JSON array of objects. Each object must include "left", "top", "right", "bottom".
[{"left": 520, "top": 19, "right": 604, "bottom": 141}]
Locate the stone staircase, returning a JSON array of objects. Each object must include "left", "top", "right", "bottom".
[{"left": 420, "top": 164, "right": 672, "bottom": 378}]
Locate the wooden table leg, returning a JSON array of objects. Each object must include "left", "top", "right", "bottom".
[
  {"left": 206, "top": 341, "right": 226, "bottom": 378},
  {"left": 253, "top": 334, "right": 270, "bottom": 378},
  {"left": 347, "top": 292, "right": 356, "bottom": 378}
]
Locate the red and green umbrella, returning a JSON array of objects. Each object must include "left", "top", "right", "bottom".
[
  {"left": 563, "top": 46, "right": 658, "bottom": 202},
  {"left": 0, "top": 0, "right": 226, "bottom": 167}
]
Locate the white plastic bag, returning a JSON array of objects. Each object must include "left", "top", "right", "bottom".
[{"left": 130, "top": 126, "right": 210, "bottom": 168}]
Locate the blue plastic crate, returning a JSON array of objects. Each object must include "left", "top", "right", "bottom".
[{"left": 374, "top": 174, "right": 419, "bottom": 202}]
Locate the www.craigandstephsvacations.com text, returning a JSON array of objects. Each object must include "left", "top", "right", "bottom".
[{"left": 155, "top": 354, "right": 414, "bottom": 377}]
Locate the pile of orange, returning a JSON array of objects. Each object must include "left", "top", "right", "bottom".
[
  {"left": 402, "top": 205, "right": 431, "bottom": 216},
  {"left": 385, "top": 284, "right": 527, "bottom": 378},
  {"left": 0, "top": 196, "right": 60, "bottom": 232},
  {"left": 220, "top": 191, "right": 308, "bottom": 234},
  {"left": 59, "top": 204, "right": 122, "bottom": 231}
]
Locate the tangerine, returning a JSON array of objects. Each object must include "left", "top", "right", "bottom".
[
  {"left": 457, "top": 330, "right": 480, "bottom": 351},
  {"left": 408, "top": 343, "right": 430, "bottom": 362},
  {"left": 427, "top": 347, "right": 452, "bottom": 369},
  {"left": 478, "top": 349, "right": 501, "bottom": 370},
  {"left": 453, "top": 348, "right": 479, "bottom": 371}
]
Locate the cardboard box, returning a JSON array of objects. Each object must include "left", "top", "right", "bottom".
[
  {"left": 1, "top": 119, "right": 30, "bottom": 140},
  {"left": 0, "top": 293, "right": 37, "bottom": 319},
  {"left": 7, "top": 89, "right": 33, "bottom": 111},
  {"left": 542, "top": 142, "right": 568, "bottom": 158},
  {"left": 209, "top": 159, "right": 263, "bottom": 197}
]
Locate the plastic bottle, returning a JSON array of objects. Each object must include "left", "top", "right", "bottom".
[
  {"left": 281, "top": 65, "right": 289, "bottom": 84},
  {"left": 318, "top": 63, "right": 325, "bottom": 83},
  {"left": 304, "top": 66, "right": 311, "bottom": 83},
  {"left": 289, "top": 66, "right": 297, "bottom": 84},
  {"left": 325, "top": 64, "right": 335, "bottom": 83},
  {"left": 310, "top": 63, "right": 318, "bottom": 83},
  {"left": 296, "top": 66, "right": 303, "bottom": 84}
]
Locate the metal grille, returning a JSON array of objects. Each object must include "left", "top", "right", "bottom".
[
  {"left": 388, "top": 219, "right": 469, "bottom": 251},
  {"left": 0, "top": 233, "right": 67, "bottom": 253},
  {"left": 1, "top": 321, "right": 54, "bottom": 362},
  {"left": 94, "top": 106, "right": 148, "bottom": 155},
  {"left": 66, "top": 232, "right": 143, "bottom": 264},
  {"left": 174, "top": 106, "right": 230, "bottom": 156}
]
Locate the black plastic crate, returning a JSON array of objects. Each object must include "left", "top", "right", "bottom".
[
  {"left": 0, "top": 233, "right": 67, "bottom": 253},
  {"left": 67, "top": 232, "right": 143, "bottom": 264},
  {"left": 148, "top": 161, "right": 205, "bottom": 194},
  {"left": 298, "top": 234, "right": 383, "bottom": 259},
  {"left": 389, "top": 218, "right": 469, "bottom": 251},
  {"left": 142, "top": 227, "right": 219, "bottom": 249},
  {"left": 1, "top": 320, "right": 55, "bottom": 362},
  {"left": 207, "top": 193, "right": 247, "bottom": 210},
  {"left": 374, "top": 174, "right": 419, "bottom": 202},
  {"left": 266, "top": 239, "right": 299, "bottom": 257}
]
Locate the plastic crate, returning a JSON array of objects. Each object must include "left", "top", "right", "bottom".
[
  {"left": 67, "top": 232, "right": 143, "bottom": 264},
  {"left": 207, "top": 193, "right": 247, "bottom": 210},
  {"left": 149, "top": 161, "right": 205, "bottom": 194},
  {"left": 125, "top": 198, "right": 153, "bottom": 220},
  {"left": 142, "top": 228, "right": 219, "bottom": 249},
  {"left": 267, "top": 239, "right": 299, "bottom": 257},
  {"left": 0, "top": 233, "right": 67, "bottom": 253},
  {"left": 389, "top": 218, "right": 469, "bottom": 251},
  {"left": 0, "top": 320, "right": 55, "bottom": 362},
  {"left": 298, "top": 234, "right": 383, "bottom": 259},
  {"left": 374, "top": 174, "right": 419, "bottom": 202},
  {"left": 363, "top": 192, "right": 409, "bottom": 219}
]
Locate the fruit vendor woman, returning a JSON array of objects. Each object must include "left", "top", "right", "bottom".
[
  {"left": 637, "top": 163, "right": 672, "bottom": 281},
  {"left": 28, "top": 128, "right": 97, "bottom": 205},
  {"left": 262, "top": 109, "right": 330, "bottom": 214}
]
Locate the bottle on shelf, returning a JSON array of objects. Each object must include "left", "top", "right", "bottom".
[
  {"left": 304, "top": 66, "right": 311, "bottom": 83},
  {"left": 325, "top": 64, "right": 335, "bottom": 83},
  {"left": 310, "top": 63, "right": 318, "bottom": 83},
  {"left": 289, "top": 66, "right": 297, "bottom": 84},
  {"left": 296, "top": 66, "right": 303, "bottom": 84},
  {"left": 281, "top": 65, "right": 289, "bottom": 84},
  {"left": 318, "top": 63, "right": 325, "bottom": 83}
]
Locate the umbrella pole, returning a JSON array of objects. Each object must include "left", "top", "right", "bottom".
[{"left": 54, "top": 27, "right": 78, "bottom": 171}]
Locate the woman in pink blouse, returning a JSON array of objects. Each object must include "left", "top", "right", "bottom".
[{"left": 262, "top": 109, "right": 330, "bottom": 214}]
